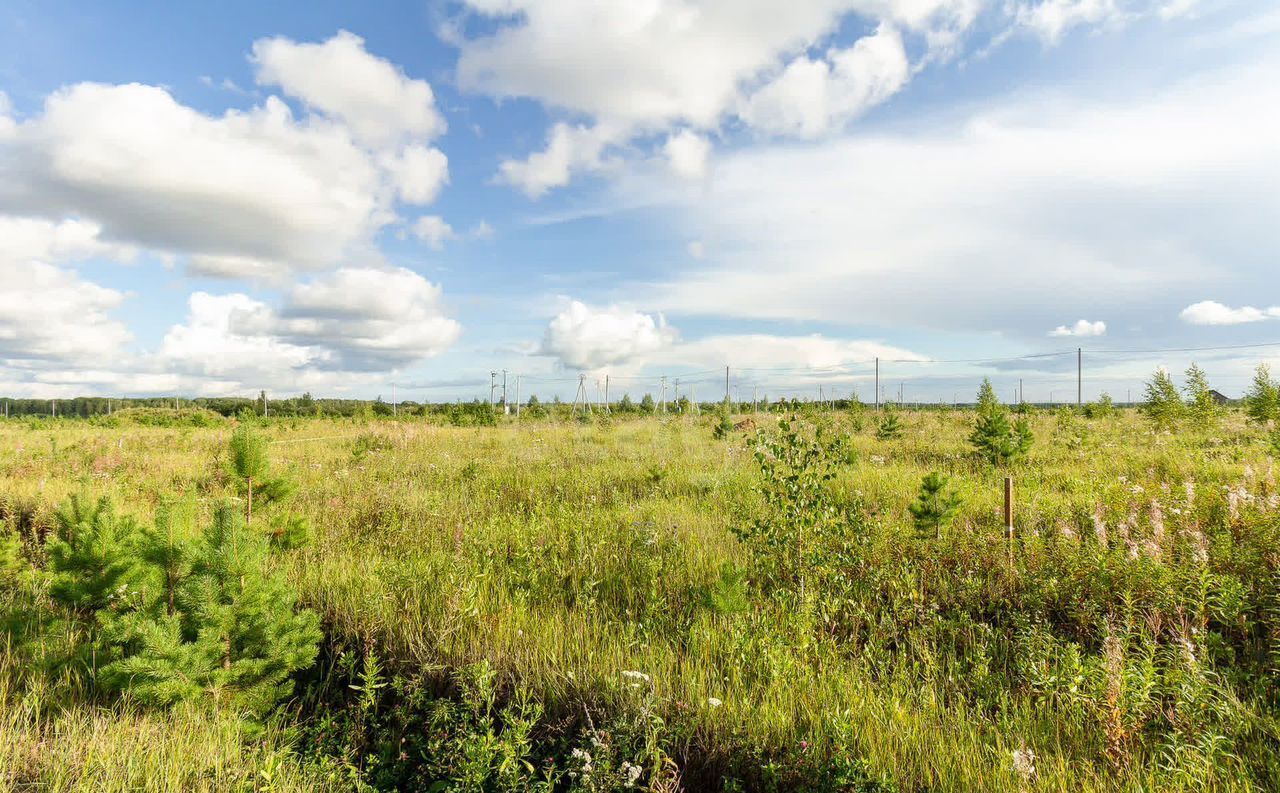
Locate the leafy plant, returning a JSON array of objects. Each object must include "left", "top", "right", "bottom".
[
  {"left": 1143, "top": 368, "right": 1185, "bottom": 430},
  {"left": 1183, "top": 363, "right": 1221, "bottom": 427},
  {"left": 1244, "top": 364, "right": 1279, "bottom": 426}
]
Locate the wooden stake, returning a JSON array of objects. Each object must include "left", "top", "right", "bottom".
[{"left": 1004, "top": 476, "right": 1014, "bottom": 566}]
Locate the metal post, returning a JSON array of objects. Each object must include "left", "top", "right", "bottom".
[
  {"left": 875, "top": 357, "right": 880, "bottom": 410},
  {"left": 1077, "top": 347, "right": 1082, "bottom": 408},
  {"left": 515, "top": 376, "right": 521, "bottom": 418}
]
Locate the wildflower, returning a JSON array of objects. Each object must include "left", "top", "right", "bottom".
[
  {"left": 621, "top": 670, "right": 650, "bottom": 684},
  {"left": 621, "top": 761, "right": 642, "bottom": 787},
  {"left": 1012, "top": 747, "right": 1037, "bottom": 782},
  {"left": 706, "top": 697, "right": 723, "bottom": 708}
]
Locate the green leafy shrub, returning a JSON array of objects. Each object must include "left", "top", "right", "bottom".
[
  {"left": 1243, "top": 363, "right": 1279, "bottom": 425},
  {"left": 1143, "top": 368, "right": 1185, "bottom": 430}
]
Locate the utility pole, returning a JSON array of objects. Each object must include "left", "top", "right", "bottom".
[
  {"left": 572, "top": 374, "right": 586, "bottom": 416},
  {"left": 875, "top": 357, "right": 880, "bottom": 411},
  {"left": 515, "top": 375, "right": 521, "bottom": 418},
  {"left": 753, "top": 386, "right": 758, "bottom": 415},
  {"left": 489, "top": 371, "right": 497, "bottom": 411},
  {"left": 52, "top": 399, "right": 56, "bottom": 418},
  {"left": 725, "top": 366, "right": 730, "bottom": 403},
  {"left": 502, "top": 369, "right": 508, "bottom": 415},
  {"left": 660, "top": 376, "right": 667, "bottom": 414},
  {"left": 392, "top": 382, "right": 397, "bottom": 418},
  {"left": 1077, "top": 347, "right": 1082, "bottom": 408},
  {"left": 604, "top": 374, "right": 610, "bottom": 413},
  {"left": 1019, "top": 378, "right": 1023, "bottom": 405}
]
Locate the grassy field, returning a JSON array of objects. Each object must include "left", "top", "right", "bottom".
[{"left": 3, "top": 404, "right": 1279, "bottom": 791}]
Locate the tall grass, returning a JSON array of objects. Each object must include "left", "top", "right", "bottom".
[{"left": 2, "top": 407, "right": 1278, "bottom": 790}]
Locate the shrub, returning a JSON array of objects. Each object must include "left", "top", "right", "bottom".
[
  {"left": 1183, "top": 363, "right": 1221, "bottom": 427},
  {"left": 1142, "top": 368, "right": 1185, "bottom": 430},
  {"left": 1243, "top": 364, "right": 1279, "bottom": 426}
]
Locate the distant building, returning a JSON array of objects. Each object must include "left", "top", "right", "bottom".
[{"left": 1209, "top": 389, "right": 1232, "bottom": 405}]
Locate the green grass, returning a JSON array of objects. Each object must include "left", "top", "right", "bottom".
[{"left": 3, "top": 407, "right": 1279, "bottom": 790}]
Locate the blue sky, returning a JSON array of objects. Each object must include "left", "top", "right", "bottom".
[{"left": 0, "top": 0, "right": 1277, "bottom": 404}]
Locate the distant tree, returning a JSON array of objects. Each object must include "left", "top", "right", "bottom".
[
  {"left": 907, "top": 472, "right": 963, "bottom": 539},
  {"left": 1142, "top": 368, "right": 1185, "bottom": 430},
  {"left": 1083, "top": 392, "right": 1115, "bottom": 419},
  {"left": 639, "top": 393, "right": 655, "bottom": 414},
  {"left": 975, "top": 378, "right": 1000, "bottom": 413},
  {"left": 1183, "top": 363, "right": 1221, "bottom": 427},
  {"left": 1243, "top": 364, "right": 1279, "bottom": 426},
  {"left": 619, "top": 393, "right": 635, "bottom": 413}
]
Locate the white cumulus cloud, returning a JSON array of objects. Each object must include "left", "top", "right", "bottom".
[
  {"left": 1179, "top": 300, "right": 1280, "bottom": 326},
  {"left": 542, "top": 300, "right": 678, "bottom": 369},
  {"left": 1049, "top": 319, "right": 1107, "bottom": 336},
  {"left": 413, "top": 215, "right": 456, "bottom": 249},
  {"left": 740, "top": 24, "right": 910, "bottom": 139},
  {"left": 663, "top": 130, "right": 712, "bottom": 180},
  {"left": 251, "top": 29, "right": 446, "bottom": 148},
  {"left": 0, "top": 32, "right": 450, "bottom": 279}
]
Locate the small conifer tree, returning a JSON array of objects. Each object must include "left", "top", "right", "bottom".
[
  {"left": 969, "top": 378, "right": 1032, "bottom": 465},
  {"left": 101, "top": 505, "right": 321, "bottom": 714},
  {"left": 1244, "top": 364, "right": 1279, "bottom": 426},
  {"left": 713, "top": 397, "right": 735, "bottom": 439},
  {"left": 640, "top": 393, "right": 655, "bottom": 414},
  {"left": 908, "top": 472, "right": 963, "bottom": 539},
  {"left": 875, "top": 407, "right": 903, "bottom": 440},
  {"left": 46, "top": 494, "right": 142, "bottom": 618},
  {"left": 227, "top": 424, "right": 295, "bottom": 526},
  {"left": 1142, "top": 368, "right": 1185, "bottom": 430}
]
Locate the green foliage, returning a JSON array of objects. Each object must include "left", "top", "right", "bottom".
[
  {"left": 1183, "top": 363, "right": 1221, "bottom": 427},
  {"left": 969, "top": 379, "right": 1032, "bottom": 465},
  {"left": 101, "top": 504, "right": 321, "bottom": 714},
  {"left": 736, "top": 416, "right": 866, "bottom": 609},
  {"left": 46, "top": 494, "right": 142, "bottom": 617},
  {"left": 1143, "top": 367, "right": 1186, "bottom": 430},
  {"left": 448, "top": 400, "right": 498, "bottom": 427},
  {"left": 713, "top": 397, "right": 735, "bottom": 439},
  {"left": 1243, "top": 364, "right": 1279, "bottom": 425},
  {"left": 975, "top": 378, "right": 1000, "bottom": 413},
  {"left": 639, "top": 393, "right": 656, "bottom": 414},
  {"left": 906, "top": 472, "right": 963, "bottom": 539},
  {"left": 1083, "top": 392, "right": 1115, "bottom": 419},
  {"left": 875, "top": 408, "right": 903, "bottom": 440}
]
